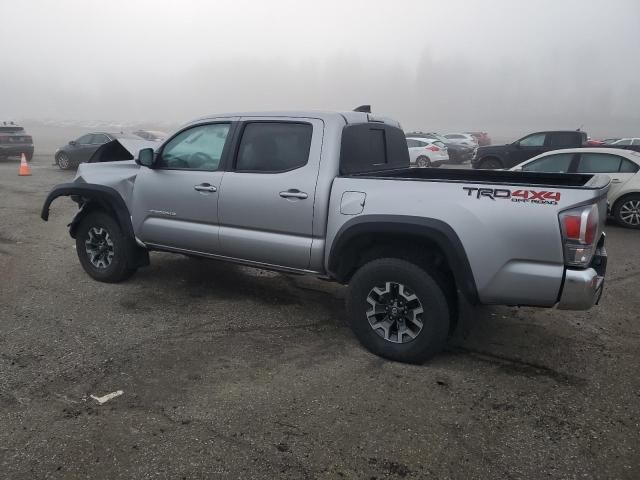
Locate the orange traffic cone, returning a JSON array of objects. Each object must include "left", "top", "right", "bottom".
[{"left": 18, "top": 153, "right": 32, "bottom": 176}]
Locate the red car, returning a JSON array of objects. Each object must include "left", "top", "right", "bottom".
[{"left": 466, "top": 131, "right": 491, "bottom": 146}]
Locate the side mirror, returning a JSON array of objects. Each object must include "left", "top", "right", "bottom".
[
  {"left": 137, "top": 148, "right": 155, "bottom": 167},
  {"left": 69, "top": 140, "right": 77, "bottom": 146}
]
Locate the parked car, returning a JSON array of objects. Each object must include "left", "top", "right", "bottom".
[
  {"left": 55, "top": 132, "right": 141, "bottom": 169},
  {"left": 442, "top": 132, "right": 477, "bottom": 147},
  {"left": 466, "top": 131, "right": 491, "bottom": 146},
  {"left": 610, "top": 138, "right": 640, "bottom": 146},
  {"left": 406, "top": 132, "right": 474, "bottom": 164},
  {"left": 132, "top": 130, "right": 168, "bottom": 142},
  {"left": 42, "top": 110, "right": 608, "bottom": 364},
  {"left": 472, "top": 130, "right": 587, "bottom": 170},
  {"left": 0, "top": 122, "right": 34, "bottom": 161},
  {"left": 511, "top": 148, "right": 640, "bottom": 229},
  {"left": 406, "top": 137, "right": 449, "bottom": 167}
]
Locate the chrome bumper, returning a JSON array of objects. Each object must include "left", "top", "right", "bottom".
[{"left": 557, "top": 245, "right": 607, "bottom": 310}]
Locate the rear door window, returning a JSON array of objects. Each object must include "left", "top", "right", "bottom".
[
  {"left": 576, "top": 153, "right": 623, "bottom": 173},
  {"left": 236, "top": 122, "right": 312, "bottom": 172},
  {"left": 521, "top": 153, "right": 574, "bottom": 173},
  {"left": 406, "top": 139, "right": 419, "bottom": 148}
]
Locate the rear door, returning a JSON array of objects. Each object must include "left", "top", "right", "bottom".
[
  {"left": 575, "top": 152, "right": 639, "bottom": 198},
  {"left": 131, "top": 121, "right": 236, "bottom": 253},
  {"left": 218, "top": 118, "right": 322, "bottom": 269}
]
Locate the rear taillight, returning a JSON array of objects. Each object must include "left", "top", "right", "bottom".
[
  {"left": 559, "top": 204, "right": 600, "bottom": 267},
  {"left": 427, "top": 145, "right": 440, "bottom": 152}
]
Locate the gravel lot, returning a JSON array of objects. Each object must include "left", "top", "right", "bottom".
[{"left": 1, "top": 154, "right": 639, "bottom": 479}]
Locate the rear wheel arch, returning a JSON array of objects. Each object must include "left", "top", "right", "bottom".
[
  {"left": 612, "top": 192, "right": 640, "bottom": 228},
  {"left": 328, "top": 216, "right": 479, "bottom": 305}
]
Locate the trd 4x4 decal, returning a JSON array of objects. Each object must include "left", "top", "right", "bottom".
[{"left": 463, "top": 187, "right": 561, "bottom": 205}]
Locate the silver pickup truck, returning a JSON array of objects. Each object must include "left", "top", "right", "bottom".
[{"left": 42, "top": 111, "right": 609, "bottom": 363}]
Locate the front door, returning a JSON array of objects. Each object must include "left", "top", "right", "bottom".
[
  {"left": 131, "top": 121, "right": 235, "bottom": 254},
  {"left": 511, "top": 132, "right": 547, "bottom": 166},
  {"left": 218, "top": 118, "right": 323, "bottom": 270},
  {"left": 69, "top": 134, "right": 96, "bottom": 163}
]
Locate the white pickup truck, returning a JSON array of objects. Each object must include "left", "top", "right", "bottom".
[{"left": 42, "top": 110, "right": 609, "bottom": 363}]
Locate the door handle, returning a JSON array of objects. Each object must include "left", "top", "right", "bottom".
[
  {"left": 279, "top": 189, "right": 308, "bottom": 200},
  {"left": 611, "top": 179, "right": 622, "bottom": 184},
  {"left": 194, "top": 183, "right": 217, "bottom": 192}
]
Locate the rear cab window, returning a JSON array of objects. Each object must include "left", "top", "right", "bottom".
[{"left": 340, "top": 123, "right": 410, "bottom": 174}]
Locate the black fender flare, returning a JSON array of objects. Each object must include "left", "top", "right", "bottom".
[
  {"left": 328, "top": 215, "right": 479, "bottom": 304},
  {"left": 41, "top": 182, "right": 149, "bottom": 267}
]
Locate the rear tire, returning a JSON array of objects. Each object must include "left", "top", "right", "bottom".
[
  {"left": 75, "top": 212, "right": 137, "bottom": 282},
  {"left": 479, "top": 157, "right": 502, "bottom": 169},
  {"left": 613, "top": 194, "right": 640, "bottom": 229},
  {"left": 416, "top": 156, "right": 431, "bottom": 168},
  {"left": 346, "top": 258, "right": 450, "bottom": 364}
]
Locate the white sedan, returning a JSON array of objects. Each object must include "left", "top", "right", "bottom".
[
  {"left": 442, "top": 132, "right": 478, "bottom": 147},
  {"left": 406, "top": 137, "right": 449, "bottom": 167},
  {"left": 512, "top": 148, "right": 640, "bottom": 229}
]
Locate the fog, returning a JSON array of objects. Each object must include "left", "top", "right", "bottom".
[{"left": 1, "top": 0, "right": 639, "bottom": 138}]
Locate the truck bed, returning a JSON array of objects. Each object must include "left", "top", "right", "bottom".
[{"left": 346, "top": 167, "right": 608, "bottom": 189}]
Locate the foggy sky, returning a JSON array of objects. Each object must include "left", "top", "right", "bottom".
[{"left": 1, "top": 0, "right": 639, "bottom": 136}]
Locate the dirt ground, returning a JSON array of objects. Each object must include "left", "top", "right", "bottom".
[{"left": 0, "top": 154, "right": 639, "bottom": 479}]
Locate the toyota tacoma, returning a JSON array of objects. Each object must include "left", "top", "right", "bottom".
[{"left": 42, "top": 111, "right": 609, "bottom": 363}]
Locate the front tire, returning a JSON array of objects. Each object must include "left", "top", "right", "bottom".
[
  {"left": 613, "top": 194, "right": 640, "bottom": 229},
  {"left": 75, "top": 212, "right": 137, "bottom": 282},
  {"left": 479, "top": 157, "right": 502, "bottom": 169},
  {"left": 346, "top": 258, "right": 450, "bottom": 364},
  {"left": 416, "top": 156, "right": 431, "bottom": 168},
  {"left": 57, "top": 153, "right": 72, "bottom": 170}
]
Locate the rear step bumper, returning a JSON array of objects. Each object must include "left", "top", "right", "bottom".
[{"left": 557, "top": 243, "right": 607, "bottom": 310}]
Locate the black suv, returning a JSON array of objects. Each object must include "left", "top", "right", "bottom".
[
  {"left": 0, "top": 123, "right": 34, "bottom": 161},
  {"left": 472, "top": 130, "right": 587, "bottom": 169}
]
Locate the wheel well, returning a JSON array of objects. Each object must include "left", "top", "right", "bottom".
[
  {"left": 612, "top": 192, "right": 640, "bottom": 213},
  {"left": 69, "top": 200, "right": 122, "bottom": 239},
  {"left": 335, "top": 232, "right": 461, "bottom": 329}
]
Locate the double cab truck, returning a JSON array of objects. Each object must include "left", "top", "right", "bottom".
[
  {"left": 472, "top": 130, "right": 587, "bottom": 170},
  {"left": 42, "top": 111, "right": 609, "bottom": 363}
]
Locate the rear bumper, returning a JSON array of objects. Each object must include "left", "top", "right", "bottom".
[{"left": 557, "top": 244, "right": 607, "bottom": 310}]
